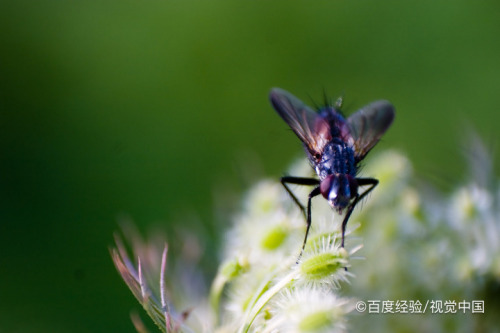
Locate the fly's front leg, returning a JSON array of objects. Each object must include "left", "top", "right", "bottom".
[
  {"left": 280, "top": 176, "right": 320, "bottom": 218},
  {"left": 280, "top": 176, "right": 321, "bottom": 252},
  {"left": 340, "top": 178, "right": 378, "bottom": 248},
  {"left": 303, "top": 186, "right": 321, "bottom": 251}
]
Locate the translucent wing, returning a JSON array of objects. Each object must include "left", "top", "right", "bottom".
[
  {"left": 270, "top": 88, "right": 331, "bottom": 156},
  {"left": 347, "top": 100, "right": 395, "bottom": 161}
]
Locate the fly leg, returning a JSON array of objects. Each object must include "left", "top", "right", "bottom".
[
  {"left": 281, "top": 176, "right": 321, "bottom": 252},
  {"left": 340, "top": 177, "right": 378, "bottom": 248}
]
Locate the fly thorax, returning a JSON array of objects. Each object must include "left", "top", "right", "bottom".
[
  {"left": 320, "top": 174, "right": 358, "bottom": 212},
  {"left": 314, "top": 141, "right": 356, "bottom": 180}
]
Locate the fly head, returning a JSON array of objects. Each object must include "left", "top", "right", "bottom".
[{"left": 320, "top": 174, "right": 358, "bottom": 213}]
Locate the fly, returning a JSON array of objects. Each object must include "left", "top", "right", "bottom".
[{"left": 270, "top": 87, "right": 395, "bottom": 250}]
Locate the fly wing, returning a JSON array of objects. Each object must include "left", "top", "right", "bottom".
[
  {"left": 347, "top": 100, "right": 395, "bottom": 161},
  {"left": 270, "top": 88, "right": 331, "bottom": 157}
]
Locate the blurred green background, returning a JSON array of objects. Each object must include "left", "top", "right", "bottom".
[{"left": 1, "top": 1, "right": 499, "bottom": 332}]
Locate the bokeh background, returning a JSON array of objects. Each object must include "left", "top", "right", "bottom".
[{"left": 1, "top": 1, "right": 499, "bottom": 332}]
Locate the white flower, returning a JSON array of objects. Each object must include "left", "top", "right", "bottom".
[{"left": 270, "top": 287, "right": 352, "bottom": 333}]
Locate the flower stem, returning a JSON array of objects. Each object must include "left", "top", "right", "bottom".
[{"left": 238, "top": 270, "right": 298, "bottom": 333}]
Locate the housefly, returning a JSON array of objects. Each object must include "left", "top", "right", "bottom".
[{"left": 270, "top": 88, "right": 395, "bottom": 250}]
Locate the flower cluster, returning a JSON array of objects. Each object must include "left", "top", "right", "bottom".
[{"left": 112, "top": 145, "right": 500, "bottom": 332}]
